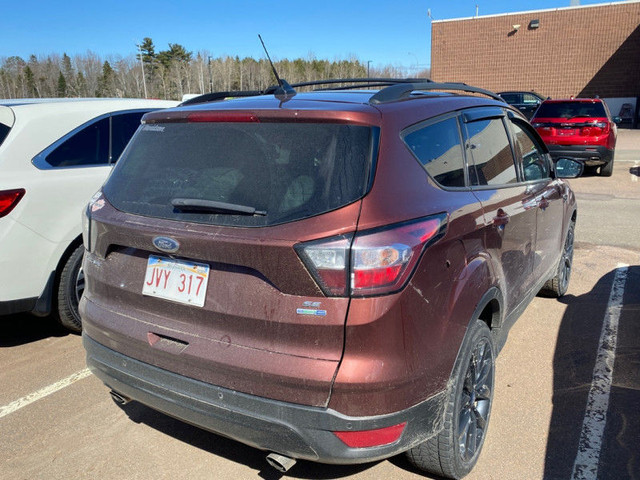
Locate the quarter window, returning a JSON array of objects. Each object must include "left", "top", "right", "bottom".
[
  {"left": 403, "top": 117, "right": 466, "bottom": 188},
  {"left": 42, "top": 111, "right": 147, "bottom": 168},
  {"left": 45, "top": 117, "right": 110, "bottom": 167},
  {"left": 465, "top": 118, "right": 517, "bottom": 186},
  {"left": 0, "top": 123, "right": 10, "bottom": 148}
]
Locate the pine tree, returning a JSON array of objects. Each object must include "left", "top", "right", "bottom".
[
  {"left": 24, "top": 65, "right": 37, "bottom": 97},
  {"left": 157, "top": 43, "right": 192, "bottom": 69},
  {"left": 138, "top": 37, "right": 156, "bottom": 65},
  {"left": 76, "top": 72, "right": 87, "bottom": 96},
  {"left": 57, "top": 71, "right": 67, "bottom": 97},
  {"left": 96, "top": 61, "right": 115, "bottom": 97},
  {"left": 62, "top": 53, "right": 76, "bottom": 95}
]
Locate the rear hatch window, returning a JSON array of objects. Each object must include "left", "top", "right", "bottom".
[
  {"left": 535, "top": 102, "right": 606, "bottom": 119},
  {"left": 103, "top": 121, "right": 376, "bottom": 227}
]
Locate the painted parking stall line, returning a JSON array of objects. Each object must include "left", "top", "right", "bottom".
[
  {"left": 0, "top": 368, "right": 92, "bottom": 419},
  {"left": 571, "top": 264, "right": 629, "bottom": 480}
]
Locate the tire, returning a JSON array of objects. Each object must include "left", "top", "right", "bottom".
[
  {"left": 56, "top": 244, "right": 85, "bottom": 333},
  {"left": 600, "top": 159, "right": 614, "bottom": 177},
  {"left": 540, "top": 220, "right": 575, "bottom": 297},
  {"left": 406, "top": 319, "right": 495, "bottom": 479}
]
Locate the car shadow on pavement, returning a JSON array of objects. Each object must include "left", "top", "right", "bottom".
[
  {"left": 0, "top": 313, "right": 68, "bottom": 347},
  {"left": 580, "top": 166, "right": 604, "bottom": 177},
  {"left": 544, "top": 266, "right": 640, "bottom": 480},
  {"left": 118, "top": 401, "right": 392, "bottom": 480}
]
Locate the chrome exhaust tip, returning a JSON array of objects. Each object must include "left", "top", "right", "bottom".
[
  {"left": 109, "top": 390, "right": 131, "bottom": 406},
  {"left": 266, "top": 453, "right": 297, "bottom": 473}
]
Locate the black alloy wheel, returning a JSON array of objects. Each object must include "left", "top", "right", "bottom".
[{"left": 457, "top": 336, "right": 494, "bottom": 463}]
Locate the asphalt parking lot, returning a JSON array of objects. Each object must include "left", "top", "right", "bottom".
[{"left": 1, "top": 130, "right": 639, "bottom": 480}]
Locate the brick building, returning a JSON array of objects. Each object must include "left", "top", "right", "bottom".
[{"left": 430, "top": 1, "right": 640, "bottom": 122}]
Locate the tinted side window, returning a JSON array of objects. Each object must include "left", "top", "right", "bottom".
[
  {"left": 510, "top": 122, "right": 550, "bottom": 181},
  {"left": 522, "top": 93, "right": 541, "bottom": 105},
  {"left": 45, "top": 117, "right": 109, "bottom": 167},
  {"left": 403, "top": 117, "right": 466, "bottom": 188},
  {"left": 500, "top": 93, "right": 519, "bottom": 104},
  {"left": 465, "top": 118, "right": 517, "bottom": 186},
  {"left": 111, "top": 112, "right": 146, "bottom": 163}
]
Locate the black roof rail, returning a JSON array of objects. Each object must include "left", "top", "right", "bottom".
[
  {"left": 179, "top": 79, "right": 502, "bottom": 107},
  {"left": 179, "top": 78, "right": 434, "bottom": 106},
  {"left": 180, "top": 77, "right": 431, "bottom": 106},
  {"left": 290, "top": 77, "right": 430, "bottom": 89},
  {"left": 369, "top": 82, "right": 504, "bottom": 104}
]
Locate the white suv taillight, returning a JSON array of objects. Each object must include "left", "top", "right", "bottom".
[
  {"left": 296, "top": 214, "right": 447, "bottom": 297},
  {"left": 0, "top": 188, "right": 25, "bottom": 218}
]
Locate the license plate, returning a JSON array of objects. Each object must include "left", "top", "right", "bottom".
[
  {"left": 142, "top": 255, "right": 209, "bottom": 307},
  {"left": 558, "top": 128, "right": 576, "bottom": 136}
]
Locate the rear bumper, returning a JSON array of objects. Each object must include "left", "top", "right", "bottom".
[
  {"left": 547, "top": 144, "right": 614, "bottom": 166},
  {"left": 83, "top": 333, "right": 446, "bottom": 464}
]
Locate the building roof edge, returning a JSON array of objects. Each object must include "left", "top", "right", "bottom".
[{"left": 431, "top": 0, "right": 640, "bottom": 24}]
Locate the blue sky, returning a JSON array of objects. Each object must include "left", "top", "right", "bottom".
[{"left": 2, "top": 0, "right": 624, "bottom": 69}]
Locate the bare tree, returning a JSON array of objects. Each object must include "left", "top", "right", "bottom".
[{"left": 1, "top": 44, "right": 411, "bottom": 100}]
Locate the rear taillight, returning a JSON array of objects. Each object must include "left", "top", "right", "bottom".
[
  {"left": 532, "top": 123, "right": 551, "bottom": 134},
  {"left": 82, "top": 191, "right": 103, "bottom": 253},
  {"left": 296, "top": 214, "right": 447, "bottom": 297},
  {"left": 295, "top": 234, "right": 352, "bottom": 296},
  {"left": 0, "top": 188, "right": 25, "bottom": 218},
  {"left": 581, "top": 122, "right": 608, "bottom": 136}
]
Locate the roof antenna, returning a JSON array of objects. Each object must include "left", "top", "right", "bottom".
[{"left": 258, "top": 34, "right": 296, "bottom": 98}]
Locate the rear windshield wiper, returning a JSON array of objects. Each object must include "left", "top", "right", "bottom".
[{"left": 171, "top": 198, "right": 267, "bottom": 216}]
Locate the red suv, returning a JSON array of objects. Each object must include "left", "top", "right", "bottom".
[
  {"left": 531, "top": 98, "right": 619, "bottom": 176},
  {"left": 81, "top": 79, "right": 581, "bottom": 478}
]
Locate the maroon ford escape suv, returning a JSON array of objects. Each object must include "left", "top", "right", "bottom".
[{"left": 81, "top": 79, "right": 581, "bottom": 479}]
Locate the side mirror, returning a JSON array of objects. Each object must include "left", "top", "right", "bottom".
[
  {"left": 612, "top": 116, "right": 622, "bottom": 124},
  {"left": 555, "top": 158, "right": 583, "bottom": 178}
]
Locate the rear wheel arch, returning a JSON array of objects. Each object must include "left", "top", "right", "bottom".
[
  {"left": 407, "top": 292, "right": 499, "bottom": 477},
  {"left": 53, "top": 235, "right": 85, "bottom": 333},
  {"left": 475, "top": 291, "right": 502, "bottom": 330},
  {"left": 54, "top": 235, "right": 84, "bottom": 287}
]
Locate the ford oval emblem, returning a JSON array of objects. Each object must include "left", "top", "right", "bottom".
[{"left": 152, "top": 236, "right": 180, "bottom": 253}]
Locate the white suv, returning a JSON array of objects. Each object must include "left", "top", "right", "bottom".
[{"left": 0, "top": 98, "right": 177, "bottom": 331}]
